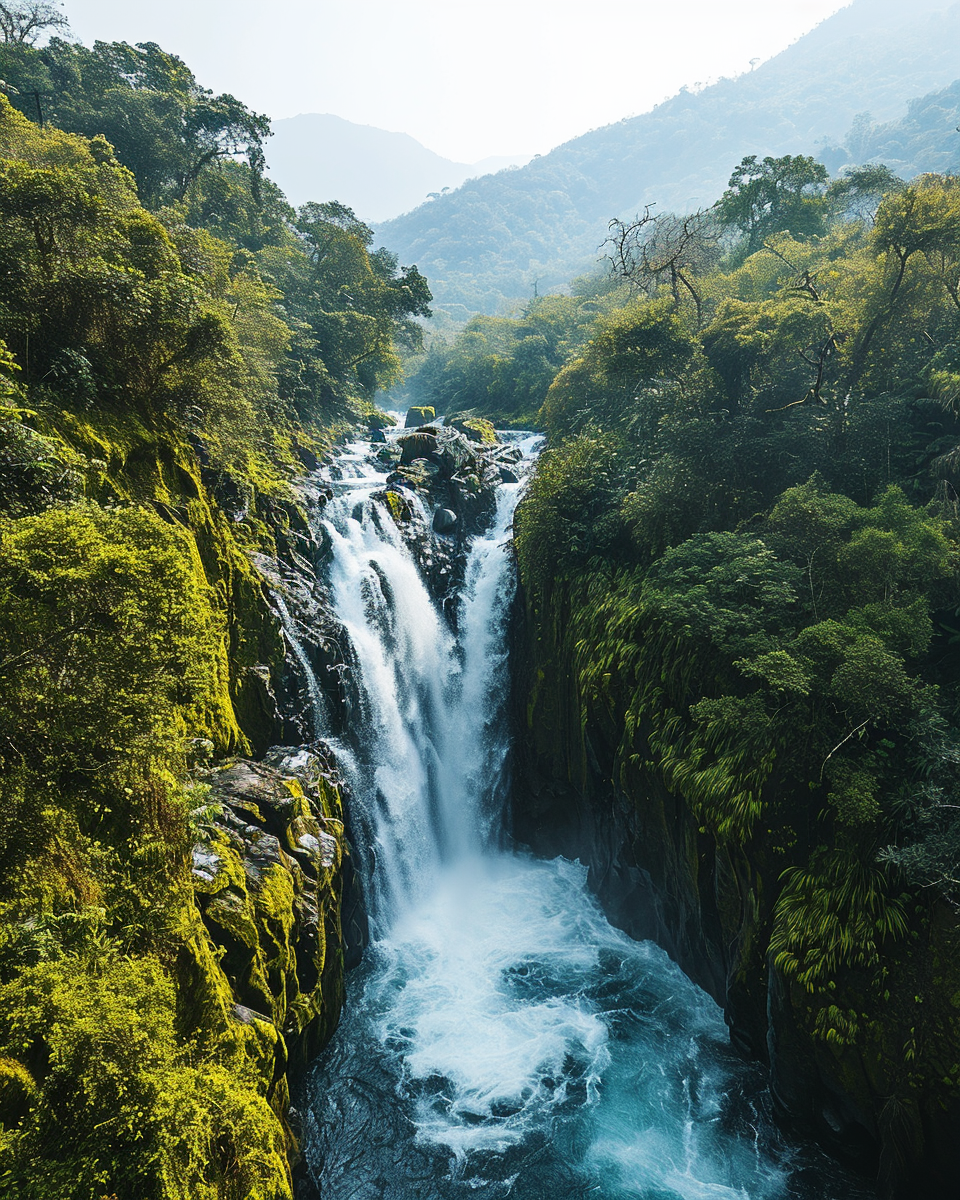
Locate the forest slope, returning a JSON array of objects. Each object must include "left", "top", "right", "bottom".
[
  {"left": 0, "top": 29, "right": 425, "bottom": 1198},
  {"left": 505, "top": 162, "right": 960, "bottom": 1198}
]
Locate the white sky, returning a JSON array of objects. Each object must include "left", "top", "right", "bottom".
[{"left": 61, "top": 0, "right": 849, "bottom": 163}]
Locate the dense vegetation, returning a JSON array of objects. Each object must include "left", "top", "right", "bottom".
[
  {"left": 378, "top": 0, "right": 960, "bottom": 315},
  {"left": 509, "top": 158, "right": 960, "bottom": 1189},
  {"left": 395, "top": 278, "right": 630, "bottom": 427},
  {"left": 0, "top": 14, "right": 427, "bottom": 1197},
  {"left": 2, "top": 0, "right": 960, "bottom": 1194}
]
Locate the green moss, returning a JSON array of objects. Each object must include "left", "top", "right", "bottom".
[
  {"left": 383, "top": 489, "right": 413, "bottom": 524},
  {"left": 447, "top": 416, "right": 498, "bottom": 444},
  {"left": 0, "top": 956, "right": 294, "bottom": 1199}
]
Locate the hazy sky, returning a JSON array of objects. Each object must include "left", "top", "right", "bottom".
[{"left": 62, "top": 0, "right": 849, "bottom": 163}]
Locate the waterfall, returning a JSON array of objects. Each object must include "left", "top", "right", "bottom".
[
  {"left": 316, "top": 432, "right": 539, "bottom": 918},
  {"left": 299, "top": 430, "right": 876, "bottom": 1200}
]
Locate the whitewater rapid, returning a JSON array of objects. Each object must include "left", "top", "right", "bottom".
[{"left": 299, "top": 429, "right": 875, "bottom": 1200}]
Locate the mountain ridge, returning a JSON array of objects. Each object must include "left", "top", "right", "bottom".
[
  {"left": 375, "top": 0, "right": 960, "bottom": 315},
  {"left": 265, "top": 112, "right": 529, "bottom": 222}
]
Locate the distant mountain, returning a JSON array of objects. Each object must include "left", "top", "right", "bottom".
[
  {"left": 376, "top": 0, "right": 960, "bottom": 316},
  {"left": 264, "top": 113, "right": 529, "bottom": 222},
  {"left": 822, "top": 78, "right": 960, "bottom": 179}
]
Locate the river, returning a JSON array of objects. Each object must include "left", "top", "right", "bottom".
[{"left": 298, "top": 429, "right": 876, "bottom": 1200}]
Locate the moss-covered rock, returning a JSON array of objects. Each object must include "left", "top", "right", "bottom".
[
  {"left": 404, "top": 405, "right": 435, "bottom": 427},
  {"left": 0, "top": 745, "right": 356, "bottom": 1200},
  {"left": 445, "top": 415, "right": 498, "bottom": 445},
  {"left": 193, "top": 750, "right": 351, "bottom": 1075}
]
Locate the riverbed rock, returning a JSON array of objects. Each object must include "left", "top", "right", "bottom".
[
  {"left": 372, "top": 487, "right": 416, "bottom": 525},
  {"left": 404, "top": 405, "right": 436, "bottom": 427},
  {"left": 399, "top": 430, "right": 439, "bottom": 464},
  {"left": 433, "top": 507, "right": 458, "bottom": 533},
  {"left": 368, "top": 410, "right": 397, "bottom": 431},
  {"left": 445, "top": 415, "right": 498, "bottom": 445}
]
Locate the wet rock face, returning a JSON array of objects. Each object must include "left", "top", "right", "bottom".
[
  {"left": 246, "top": 474, "right": 363, "bottom": 751},
  {"left": 508, "top": 597, "right": 733, "bottom": 1010},
  {"left": 192, "top": 745, "right": 366, "bottom": 1083}
]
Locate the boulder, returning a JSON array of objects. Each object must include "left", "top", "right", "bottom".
[
  {"left": 404, "top": 405, "right": 436, "bottom": 428},
  {"left": 445, "top": 416, "right": 498, "bottom": 445},
  {"left": 367, "top": 410, "right": 397, "bottom": 431},
  {"left": 372, "top": 488, "right": 415, "bottom": 524},
  {"left": 398, "top": 430, "right": 439, "bottom": 465},
  {"left": 433, "top": 507, "right": 458, "bottom": 533},
  {"left": 433, "top": 428, "right": 475, "bottom": 477}
]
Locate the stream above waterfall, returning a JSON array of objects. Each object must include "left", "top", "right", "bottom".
[{"left": 299, "top": 427, "right": 877, "bottom": 1200}]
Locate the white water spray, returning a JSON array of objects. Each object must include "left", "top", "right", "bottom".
[{"left": 317, "top": 432, "right": 539, "bottom": 916}]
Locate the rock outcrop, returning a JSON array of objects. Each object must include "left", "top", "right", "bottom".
[{"left": 189, "top": 745, "right": 365, "bottom": 1185}]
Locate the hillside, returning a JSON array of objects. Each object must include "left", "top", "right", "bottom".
[
  {"left": 0, "top": 31, "right": 429, "bottom": 1195},
  {"left": 265, "top": 113, "right": 528, "bottom": 222},
  {"left": 822, "top": 78, "right": 960, "bottom": 178},
  {"left": 377, "top": 0, "right": 960, "bottom": 315}
]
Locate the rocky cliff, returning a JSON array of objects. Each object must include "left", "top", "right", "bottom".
[{"left": 510, "top": 576, "right": 960, "bottom": 1200}]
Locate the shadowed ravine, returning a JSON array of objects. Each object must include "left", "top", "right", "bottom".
[{"left": 299, "top": 431, "right": 876, "bottom": 1200}]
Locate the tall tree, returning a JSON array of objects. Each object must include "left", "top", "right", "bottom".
[
  {"left": 260, "top": 200, "right": 432, "bottom": 420},
  {"left": 717, "top": 154, "right": 830, "bottom": 252},
  {"left": 0, "top": 38, "right": 270, "bottom": 206}
]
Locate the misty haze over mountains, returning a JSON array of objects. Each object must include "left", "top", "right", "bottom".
[
  {"left": 265, "top": 114, "right": 530, "bottom": 222},
  {"left": 337, "top": 0, "right": 958, "bottom": 317}
]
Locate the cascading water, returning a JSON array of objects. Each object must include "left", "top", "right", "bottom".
[{"left": 300, "top": 430, "right": 876, "bottom": 1200}]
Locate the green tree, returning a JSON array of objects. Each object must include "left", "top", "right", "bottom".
[
  {"left": 0, "top": 504, "right": 231, "bottom": 878},
  {"left": 718, "top": 154, "right": 830, "bottom": 253},
  {"left": 540, "top": 299, "right": 699, "bottom": 439},
  {"left": 0, "top": 38, "right": 270, "bottom": 206},
  {"left": 267, "top": 200, "right": 431, "bottom": 420},
  {"left": 844, "top": 175, "right": 960, "bottom": 389}
]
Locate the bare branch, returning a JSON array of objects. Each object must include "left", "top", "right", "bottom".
[
  {"left": 604, "top": 205, "right": 721, "bottom": 326},
  {"left": 0, "top": 1, "right": 69, "bottom": 44}
]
